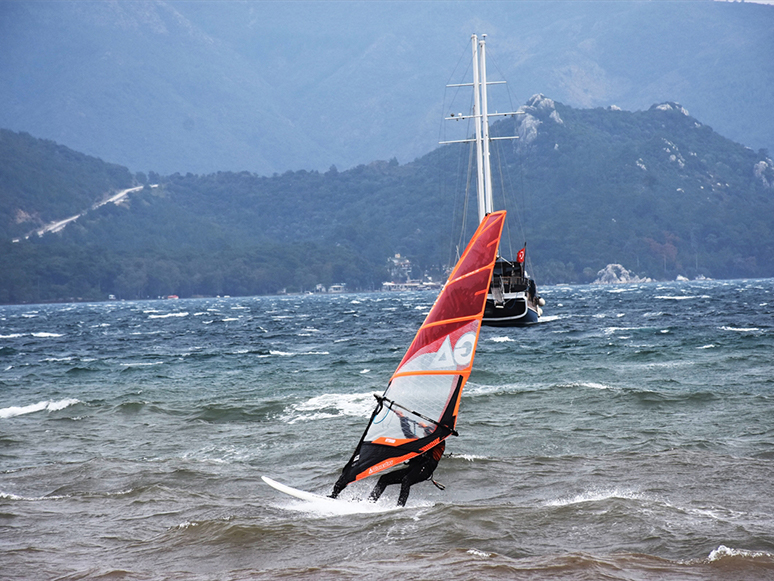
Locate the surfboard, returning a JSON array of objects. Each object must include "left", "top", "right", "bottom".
[
  {"left": 263, "top": 475, "right": 404, "bottom": 515},
  {"left": 261, "top": 476, "right": 339, "bottom": 504}
]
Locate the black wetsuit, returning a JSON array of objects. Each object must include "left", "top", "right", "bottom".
[
  {"left": 328, "top": 411, "right": 441, "bottom": 501},
  {"left": 368, "top": 440, "right": 445, "bottom": 506}
]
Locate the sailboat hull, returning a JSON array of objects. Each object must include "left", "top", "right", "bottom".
[
  {"left": 482, "top": 256, "right": 541, "bottom": 327},
  {"left": 483, "top": 296, "right": 540, "bottom": 327}
]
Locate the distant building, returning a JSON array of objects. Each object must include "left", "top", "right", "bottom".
[
  {"left": 381, "top": 253, "right": 443, "bottom": 292},
  {"left": 387, "top": 253, "right": 412, "bottom": 282}
]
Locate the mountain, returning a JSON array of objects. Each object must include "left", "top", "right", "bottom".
[
  {"left": 1, "top": 97, "right": 773, "bottom": 304},
  {"left": 487, "top": 96, "right": 774, "bottom": 283},
  {"left": 0, "top": 1, "right": 772, "bottom": 176}
]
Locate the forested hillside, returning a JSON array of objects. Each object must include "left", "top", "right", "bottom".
[
  {"left": 1, "top": 97, "right": 773, "bottom": 304},
  {"left": 0, "top": 129, "right": 133, "bottom": 240},
  {"left": 482, "top": 97, "right": 774, "bottom": 283}
]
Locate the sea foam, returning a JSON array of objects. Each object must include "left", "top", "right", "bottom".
[
  {"left": 283, "top": 392, "right": 374, "bottom": 424},
  {"left": 0, "top": 398, "right": 80, "bottom": 419},
  {"left": 546, "top": 488, "right": 642, "bottom": 507},
  {"left": 148, "top": 312, "right": 189, "bottom": 319},
  {"left": 707, "top": 545, "right": 773, "bottom": 562}
]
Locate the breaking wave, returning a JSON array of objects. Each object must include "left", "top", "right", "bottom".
[
  {"left": 707, "top": 545, "right": 774, "bottom": 562},
  {"left": 282, "top": 392, "right": 375, "bottom": 423},
  {"left": 0, "top": 398, "right": 81, "bottom": 419}
]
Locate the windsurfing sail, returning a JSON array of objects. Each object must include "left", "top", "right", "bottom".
[{"left": 333, "top": 210, "right": 506, "bottom": 486}]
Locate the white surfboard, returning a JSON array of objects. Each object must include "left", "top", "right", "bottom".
[
  {"left": 261, "top": 475, "right": 399, "bottom": 514},
  {"left": 261, "top": 475, "right": 338, "bottom": 504}
]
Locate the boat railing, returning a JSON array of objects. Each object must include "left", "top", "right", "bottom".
[{"left": 492, "top": 275, "right": 529, "bottom": 293}]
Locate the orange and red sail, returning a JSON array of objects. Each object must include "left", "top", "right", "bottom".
[{"left": 334, "top": 211, "right": 506, "bottom": 485}]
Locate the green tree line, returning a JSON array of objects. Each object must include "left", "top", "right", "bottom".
[{"left": 2, "top": 100, "right": 773, "bottom": 304}]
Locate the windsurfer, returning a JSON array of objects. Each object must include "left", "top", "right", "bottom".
[
  {"left": 328, "top": 406, "right": 439, "bottom": 500},
  {"left": 367, "top": 439, "right": 445, "bottom": 506},
  {"left": 399, "top": 411, "right": 434, "bottom": 439}
]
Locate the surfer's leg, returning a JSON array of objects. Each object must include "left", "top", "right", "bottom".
[
  {"left": 329, "top": 475, "right": 349, "bottom": 499},
  {"left": 397, "top": 461, "right": 434, "bottom": 506},
  {"left": 368, "top": 478, "right": 387, "bottom": 502},
  {"left": 397, "top": 480, "right": 411, "bottom": 507},
  {"left": 369, "top": 469, "right": 406, "bottom": 502}
]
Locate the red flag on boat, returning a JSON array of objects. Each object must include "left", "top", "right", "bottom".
[{"left": 516, "top": 247, "right": 526, "bottom": 263}]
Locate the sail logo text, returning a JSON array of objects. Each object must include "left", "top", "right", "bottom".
[
  {"left": 368, "top": 459, "right": 395, "bottom": 475},
  {"left": 431, "top": 332, "right": 477, "bottom": 369}
]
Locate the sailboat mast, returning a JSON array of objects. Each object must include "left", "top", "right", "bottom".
[
  {"left": 471, "top": 35, "right": 487, "bottom": 224},
  {"left": 479, "top": 35, "right": 495, "bottom": 218}
]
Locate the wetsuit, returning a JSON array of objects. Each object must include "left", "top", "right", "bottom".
[{"left": 368, "top": 440, "right": 445, "bottom": 506}]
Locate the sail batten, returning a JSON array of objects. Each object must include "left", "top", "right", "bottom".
[
  {"left": 332, "top": 211, "right": 506, "bottom": 486},
  {"left": 391, "top": 370, "right": 467, "bottom": 378},
  {"left": 421, "top": 315, "right": 479, "bottom": 329}
]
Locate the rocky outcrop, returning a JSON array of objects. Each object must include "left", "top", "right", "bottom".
[
  {"left": 516, "top": 94, "right": 564, "bottom": 147},
  {"left": 593, "top": 264, "right": 652, "bottom": 284}
]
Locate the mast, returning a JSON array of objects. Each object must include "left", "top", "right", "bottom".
[
  {"left": 442, "top": 35, "right": 519, "bottom": 224},
  {"left": 479, "top": 35, "right": 494, "bottom": 218},
  {"left": 471, "top": 35, "right": 486, "bottom": 224}
]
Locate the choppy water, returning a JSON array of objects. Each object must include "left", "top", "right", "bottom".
[{"left": 1, "top": 279, "right": 773, "bottom": 580}]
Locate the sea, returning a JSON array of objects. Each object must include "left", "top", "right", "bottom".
[{"left": 1, "top": 278, "right": 773, "bottom": 580}]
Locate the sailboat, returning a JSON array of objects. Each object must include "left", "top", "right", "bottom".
[
  {"left": 329, "top": 210, "right": 506, "bottom": 496},
  {"left": 443, "top": 34, "right": 544, "bottom": 327}
]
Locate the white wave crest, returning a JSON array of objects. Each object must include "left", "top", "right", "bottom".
[
  {"left": 283, "top": 392, "right": 375, "bottom": 424},
  {"left": 655, "top": 295, "right": 710, "bottom": 300},
  {"left": 546, "top": 488, "right": 642, "bottom": 507},
  {"left": 453, "top": 454, "right": 487, "bottom": 461},
  {"left": 578, "top": 382, "right": 613, "bottom": 390},
  {"left": 269, "top": 350, "right": 329, "bottom": 357},
  {"left": 464, "top": 383, "right": 518, "bottom": 397},
  {"left": 31, "top": 332, "right": 64, "bottom": 338},
  {"left": 0, "top": 398, "right": 80, "bottom": 419},
  {"left": 148, "top": 312, "right": 189, "bottom": 319},
  {"left": 720, "top": 326, "right": 760, "bottom": 332},
  {"left": 538, "top": 315, "right": 563, "bottom": 322},
  {"left": 554, "top": 381, "right": 615, "bottom": 391},
  {"left": 0, "top": 491, "right": 67, "bottom": 501},
  {"left": 707, "top": 545, "right": 773, "bottom": 562},
  {"left": 604, "top": 326, "right": 647, "bottom": 335},
  {"left": 120, "top": 362, "right": 163, "bottom": 367}
]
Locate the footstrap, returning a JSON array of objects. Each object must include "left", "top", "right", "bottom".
[{"left": 431, "top": 478, "right": 446, "bottom": 491}]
